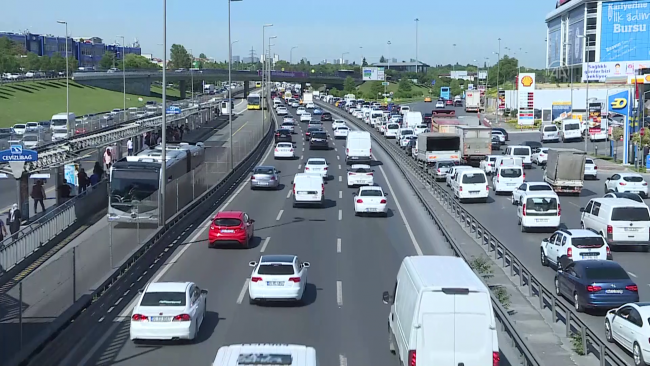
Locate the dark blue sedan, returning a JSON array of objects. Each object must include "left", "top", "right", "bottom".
[{"left": 555, "top": 260, "right": 639, "bottom": 312}]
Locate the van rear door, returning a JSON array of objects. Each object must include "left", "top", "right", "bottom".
[{"left": 418, "top": 289, "right": 494, "bottom": 366}]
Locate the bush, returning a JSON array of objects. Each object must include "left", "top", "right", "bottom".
[{"left": 510, "top": 109, "right": 518, "bottom": 117}]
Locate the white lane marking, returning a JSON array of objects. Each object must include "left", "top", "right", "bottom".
[
  {"left": 338, "top": 176, "right": 342, "bottom": 182},
  {"left": 298, "top": 164, "right": 302, "bottom": 169},
  {"left": 337, "top": 281, "right": 343, "bottom": 306},
  {"left": 339, "top": 355, "right": 348, "bottom": 366},
  {"left": 236, "top": 279, "right": 250, "bottom": 304},
  {"left": 339, "top": 190, "right": 342, "bottom": 199},
  {"left": 286, "top": 190, "right": 292, "bottom": 198},
  {"left": 628, "top": 271, "right": 637, "bottom": 278},
  {"left": 338, "top": 209, "right": 342, "bottom": 221},
  {"left": 77, "top": 321, "right": 121, "bottom": 365},
  {"left": 337, "top": 238, "right": 341, "bottom": 253},
  {"left": 260, "top": 237, "right": 271, "bottom": 252},
  {"left": 337, "top": 155, "right": 340, "bottom": 160},
  {"left": 334, "top": 147, "right": 338, "bottom": 151},
  {"left": 338, "top": 164, "right": 341, "bottom": 169},
  {"left": 276, "top": 209, "right": 284, "bottom": 221},
  {"left": 302, "top": 147, "right": 305, "bottom": 151}
]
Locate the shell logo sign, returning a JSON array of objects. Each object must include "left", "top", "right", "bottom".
[{"left": 520, "top": 75, "right": 534, "bottom": 87}]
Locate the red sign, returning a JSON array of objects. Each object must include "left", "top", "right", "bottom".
[{"left": 556, "top": 0, "right": 571, "bottom": 8}]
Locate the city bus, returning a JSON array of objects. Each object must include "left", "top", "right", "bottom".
[
  {"left": 247, "top": 93, "right": 262, "bottom": 110},
  {"left": 440, "top": 87, "right": 451, "bottom": 100},
  {"left": 255, "top": 81, "right": 262, "bottom": 88}
]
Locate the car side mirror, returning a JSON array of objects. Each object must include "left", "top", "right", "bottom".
[
  {"left": 384, "top": 192, "right": 389, "bottom": 196},
  {"left": 201, "top": 289, "right": 208, "bottom": 295},
  {"left": 606, "top": 177, "right": 611, "bottom": 180},
  {"left": 382, "top": 291, "right": 394, "bottom": 305},
  {"left": 290, "top": 181, "right": 294, "bottom": 184},
  {"left": 579, "top": 207, "right": 585, "bottom": 212},
  {"left": 276, "top": 170, "right": 281, "bottom": 174},
  {"left": 250, "top": 219, "right": 255, "bottom": 223},
  {"left": 248, "top": 261, "right": 257, "bottom": 267},
  {"left": 542, "top": 238, "right": 549, "bottom": 243},
  {"left": 301, "top": 262, "right": 310, "bottom": 268},
  {"left": 557, "top": 269, "right": 563, "bottom": 274},
  {"left": 138, "top": 288, "right": 144, "bottom": 294}
]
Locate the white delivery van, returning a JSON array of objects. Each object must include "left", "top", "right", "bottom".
[
  {"left": 504, "top": 145, "right": 532, "bottom": 168},
  {"left": 385, "top": 123, "right": 400, "bottom": 138},
  {"left": 492, "top": 163, "right": 524, "bottom": 194},
  {"left": 454, "top": 168, "right": 490, "bottom": 203},
  {"left": 212, "top": 344, "right": 317, "bottom": 366},
  {"left": 370, "top": 110, "right": 384, "bottom": 127},
  {"left": 560, "top": 119, "right": 582, "bottom": 142},
  {"left": 51, "top": 112, "right": 75, "bottom": 141},
  {"left": 345, "top": 131, "right": 372, "bottom": 165},
  {"left": 292, "top": 173, "right": 325, "bottom": 208},
  {"left": 580, "top": 198, "right": 650, "bottom": 250},
  {"left": 517, "top": 191, "right": 561, "bottom": 232},
  {"left": 404, "top": 111, "right": 423, "bottom": 128},
  {"left": 383, "top": 256, "right": 499, "bottom": 366}
]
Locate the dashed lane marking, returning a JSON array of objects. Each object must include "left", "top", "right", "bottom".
[
  {"left": 260, "top": 237, "right": 271, "bottom": 252},
  {"left": 276, "top": 210, "right": 284, "bottom": 221},
  {"left": 337, "top": 238, "right": 341, "bottom": 253},
  {"left": 286, "top": 190, "right": 292, "bottom": 198},
  {"left": 236, "top": 279, "right": 250, "bottom": 304},
  {"left": 338, "top": 209, "right": 342, "bottom": 221},
  {"left": 336, "top": 280, "right": 343, "bottom": 306}
]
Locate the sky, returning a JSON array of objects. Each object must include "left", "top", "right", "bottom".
[{"left": 2, "top": 0, "right": 558, "bottom": 69}]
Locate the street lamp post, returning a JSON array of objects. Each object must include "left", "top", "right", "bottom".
[
  {"left": 386, "top": 41, "right": 391, "bottom": 70},
  {"left": 359, "top": 46, "right": 363, "bottom": 66},
  {"left": 268, "top": 36, "right": 277, "bottom": 110},
  {"left": 290, "top": 46, "right": 298, "bottom": 64},
  {"left": 228, "top": 0, "right": 243, "bottom": 170},
  {"left": 261, "top": 24, "right": 273, "bottom": 135},
  {"left": 452, "top": 44, "right": 456, "bottom": 72},
  {"left": 189, "top": 48, "right": 194, "bottom": 101},
  {"left": 117, "top": 35, "right": 126, "bottom": 117},
  {"left": 160, "top": 0, "right": 167, "bottom": 226},
  {"left": 341, "top": 52, "right": 349, "bottom": 70},
  {"left": 415, "top": 18, "right": 419, "bottom": 72},
  {"left": 57, "top": 21, "right": 70, "bottom": 137}
]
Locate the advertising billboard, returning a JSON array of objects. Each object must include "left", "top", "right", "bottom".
[
  {"left": 551, "top": 102, "right": 572, "bottom": 121},
  {"left": 362, "top": 67, "right": 385, "bottom": 81},
  {"left": 567, "top": 7, "right": 585, "bottom": 65},
  {"left": 497, "top": 90, "right": 506, "bottom": 110},
  {"left": 582, "top": 60, "right": 650, "bottom": 81},
  {"left": 547, "top": 18, "right": 562, "bottom": 68},
  {"left": 588, "top": 102, "right": 603, "bottom": 132},
  {"left": 517, "top": 73, "right": 536, "bottom": 126},
  {"left": 600, "top": 0, "right": 650, "bottom": 62}
]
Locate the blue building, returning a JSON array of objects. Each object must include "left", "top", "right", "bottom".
[{"left": 0, "top": 31, "right": 141, "bottom": 70}]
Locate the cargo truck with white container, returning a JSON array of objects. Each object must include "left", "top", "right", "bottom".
[
  {"left": 404, "top": 111, "right": 423, "bottom": 128},
  {"left": 415, "top": 133, "right": 461, "bottom": 167},
  {"left": 303, "top": 91, "right": 313, "bottom": 105},
  {"left": 203, "top": 84, "right": 216, "bottom": 94},
  {"left": 464, "top": 91, "right": 481, "bottom": 112},
  {"left": 543, "top": 148, "right": 586, "bottom": 194},
  {"left": 455, "top": 125, "right": 492, "bottom": 166}
]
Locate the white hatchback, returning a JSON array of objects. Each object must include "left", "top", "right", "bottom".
[
  {"left": 274, "top": 142, "right": 295, "bottom": 159},
  {"left": 333, "top": 126, "right": 349, "bottom": 139},
  {"left": 277, "top": 106, "right": 288, "bottom": 115},
  {"left": 304, "top": 158, "right": 328, "bottom": 178},
  {"left": 533, "top": 147, "right": 549, "bottom": 165},
  {"left": 248, "top": 255, "right": 310, "bottom": 304},
  {"left": 347, "top": 164, "right": 374, "bottom": 187},
  {"left": 584, "top": 158, "right": 598, "bottom": 180},
  {"left": 332, "top": 120, "right": 346, "bottom": 129},
  {"left": 296, "top": 107, "right": 306, "bottom": 115},
  {"left": 605, "top": 173, "right": 648, "bottom": 197},
  {"left": 354, "top": 186, "right": 388, "bottom": 216},
  {"left": 300, "top": 113, "right": 312, "bottom": 122}
]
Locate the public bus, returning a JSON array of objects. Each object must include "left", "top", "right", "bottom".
[
  {"left": 440, "top": 87, "right": 451, "bottom": 100},
  {"left": 255, "top": 81, "right": 262, "bottom": 88},
  {"left": 247, "top": 93, "right": 262, "bottom": 110},
  {"left": 431, "top": 118, "right": 462, "bottom": 133}
]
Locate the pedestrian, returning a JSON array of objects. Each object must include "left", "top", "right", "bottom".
[
  {"left": 78, "top": 168, "right": 89, "bottom": 193},
  {"left": 89, "top": 171, "right": 100, "bottom": 186},
  {"left": 30, "top": 180, "right": 46, "bottom": 213},
  {"left": 103, "top": 147, "right": 113, "bottom": 170},
  {"left": 8, "top": 204, "right": 21, "bottom": 241},
  {"left": 93, "top": 161, "right": 104, "bottom": 180},
  {"left": 127, "top": 137, "right": 134, "bottom": 156},
  {"left": 58, "top": 180, "right": 72, "bottom": 200},
  {"left": 0, "top": 213, "right": 8, "bottom": 244}
]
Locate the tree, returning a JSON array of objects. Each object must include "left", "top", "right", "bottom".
[
  {"left": 343, "top": 76, "right": 356, "bottom": 93},
  {"left": 379, "top": 55, "right": 386, "bottom": 63},
  {"left": 50, "top": 53, "right": 66, "bottom": 72},
  {"left": 24, "top": 52, "right": 40, "bottom": 70},
  {"left": 169, "top": 44, "right": 191, "bottom": 69},
  {"left": 99, "top": 51, "right": 115, "bottom": 69},
  {"left": 369, "top": 81, "right": 384, "bottom": 100},
  {"left": 329, "top": 87, "right": 340, "bottom": 97},
  {"left": 199, "top": 53, "right": 207, "bottom": 59},
  {"left": 362, "top": 57, "right": 368, "bottom": 67},
  {"left": 39, "top": 56, "right": 51, "bottom": 71},
  {"left": 67, "top": 56, "right": 78, "bottom": 72},
  {"left": 398, "top": 78, "right": 412, "bottom": 92},
  {"left": 124, "top": 54, "right": 158, "bottom": 69}
]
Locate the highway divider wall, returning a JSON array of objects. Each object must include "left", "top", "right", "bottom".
[
  {"left": 317, "top": 100, "right": 629, "bottom": 366},
  {"left": 6, "top": 96, "right": 275, "bottom": 366}
]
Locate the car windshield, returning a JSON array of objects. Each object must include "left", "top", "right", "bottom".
[
  {"left": 513, "top": 148, "right": 530, "bottom": 155},
  {"left": 611, "top": 207, "right": 650, "bottom": 221},
  {"left": 388, "top": 124, "right": 399, "bottom": 129},
  {"left": 584, "top": 266, "right": 629, "bottom": 280},
  {"left": 462, "top": 173, "right": 486, "bottom": 184},
  {"left": 623, "top": 176, "right": 644, "bottom": 182},
  {"left": 585, "top": 159, "right": 594, "bottom": 164},
  {"left": 308, "top": 160, "right": 325, "bottom": 165},
  {"left": 336, "top": 127, "right": 349, "bottom": 131},
  {"left": 23, "top": 135, "right": 38, "bottom": 141},
  {"left": 214, "top": 218, "right": 242, "bottom": 226},
  {"left": 254, "top": 167, "right": 275, "bottom": 175},
  {"left": 140, "top": 292, "right": 186, "bottom": 306},
  {"left": 401, "top": 130, "right": 413, "bottom": 135},
  {"left": 529, "top": 185, "right": 552, "bottom": 191},
  {"left": 14, "top": 124, "right": 26, "bottom": 129},
  {"left": 544, "top": 125, "right": 558, "bottom": 131},
  {"left": 360, "top": 189, "right": 383, "bottom": 197},
  {"left": 277, "top": 143, "right": 292, "bottom": 148},
  {"left": 565, "top": 123, "right": 580, "bottom": 131},
  {"left": 500, "top": 168, "right": 522, "bottom": 178},
  {"left": 311, "top": 132, "right": 327, "bottom": 139},
  {"left": 257, "top": 264, "right": 295, "bottom": 275}
]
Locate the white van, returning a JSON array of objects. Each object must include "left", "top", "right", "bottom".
[
  {"left": 404, "top": 111, "right": 423, "bottom": 128},
  {"left": 517, "top": 191, "right": 561, "bottom": 232},
  {"left": 383, "top": 256, "right": 499, "bottom": 366},
  {"left": 292, "top": 173, "right": 325, "bottom": 208},
  {"left": 492, "top": 164, "right": 524, "bottom": 194},
  {"left": 212, "top": 344, "right": 317, "bottom": 366},
  {"left": 51, "top": 112, "right": 75, "bottom": 141},
  {"left": 560, "top": 120, "right": 582, "bottom": 142},
  {"left": 454, "top": 168, "right": 489, "bottom": 203},
  {"left": 540, "top": 124, "right": 560, "bottom": 142},
  {"left": 446, "top": 165, "right": 473, "bottom": 187},
  {"left": 399, "top": 105, "right": 411, "bottom": 115},
  {"left": 504, "top": 145, "right": 532, "bottom": 168},
  {"left": 385, "top": 123, "right": 400, "bottom": 138},
  {"left": 345, "top": 131, "right": 372, "bottom": 165},
  {"left": 580, "top": 198, "right": 650, "bottom": 250},
  {"left": 370, "top": 110, "right": 384, "bottom": 127}
]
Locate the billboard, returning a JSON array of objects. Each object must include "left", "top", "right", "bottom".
[
  {"left": 547, "top": 18, "right": 562, "bottom": 68},
  {"left": 600, "top": 0, "right": 650, "bottom": 62},
  {"left": 567, "top": 7, "right": 585, "bottom": 65},
  {"left": 517, "top": 73, "right": 536, "bottom": 126},
  {"left": 608, "top": 90, "right": 631, "bottom": 162},
  {"left": 362, "top": 67, "right": 385, "bottom": 81},
  {"left": 497, "top": 90, "right": 506, "bottom": 110},
  {"left": 588, "top": 102, "right": 603, "bottom": 132},
  {"left": 582, "top": 60, "right": 650, "bottom": 81},
  {"left": 551, "top": 102, "right": 572, "bottom": 121}
]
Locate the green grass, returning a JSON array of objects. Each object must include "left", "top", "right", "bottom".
[
  {"left": 0, "top": 80, "right": 181, "bottom": 127},
  {"left": 150, "top": 85, "right": 181, "bottom": 98},
  {"left": 356, "top": 81, "right": 433, "bottom": 104}
]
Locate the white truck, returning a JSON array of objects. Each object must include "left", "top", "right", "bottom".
[
  {"left": 465, "top": 91, "right": 480, "bottom": 113},
  {"left": 203, "top": 84, "right": 215, "bottom": 94},
  {"left": 404, "top": 111, "right": 423, "bottom": 129},
  {"left": 543, "top": 148, "right": 586, "bottom": 194},
  {"left": 455, "top": 125, "right": 492, "bottom": 166},
  {"left": 345, "top": 131, "right": 372, "bottom": 165},
  {"left": 303, "top": 91, "right": 314, "bottom": 105},
  {"left": 416, "top": 133, "right": 461, "bottom": 166}
]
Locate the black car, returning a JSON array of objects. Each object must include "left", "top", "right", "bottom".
[
  {"left": 405, "top": 138, "right": 417, "bottom": 156},
  {"left": 454, "top": 100, "right": 463, "bottom": 107},
  {"left": 0, "top": 128, "right": 12, "bottom": 139},
  {"left": 321, "top": 112, "right": 332, "bottom": 121},
  {"left": 309, "top": 131, "right": 329, "bottom": 150},
  {"left": 523, "top": 141, "right": 543, "bottom": 153},
  {"left": 491, "top": 127, "right": 509, "bottom": 141},
  {"left": 491, "top": 136, "right": 501, "bottom": 150},
  {"left": 305, "top": 127, "right": 322, "bottom": 141},
  {"left": 274, "top": 129, "right": 292, "bottom": 143}
]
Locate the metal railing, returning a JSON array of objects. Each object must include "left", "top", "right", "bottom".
[{"left": 317, "top": 100, "right": 628, "bottom": 366}]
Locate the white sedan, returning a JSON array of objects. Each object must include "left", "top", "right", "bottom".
[
  {"left": 291, "top": 101, "right": 300, "bottom": 108},
  {"left": 347, "top": 164, "right": 374, "bottom": 187},
  {"left": 305, "top": 103, "right": 315, "bottom": 109},
  {"left": 333, "top": 126, "right": 350, "bottom": 139},
  {"left": 283, "top": 116, "right": 295, "bottom": 124},
  {"left": 130, "top": 281, "right": 207, "bottom": 342},
  {"left": 584, "top": 158, "right": 597, "bottom": 180},
  {"left": 300, "top": 113, "right": 312, "bottom": 122},
  {"left": 280, "top": 122, "right": 294, "bottom": 133},
  {"left": 605, "top": 303, "right": 650, "bottom": 365},
  {"left": 248, "top": 255, "right": 310, "bottom": 304},
  {"left": 277, "top": 106, "right": 288, "bottom": 115},
  {"left": 296, "top": 107, "right": 306, "bottom": 115},
  {"left": 354, "top": 186, "right": 388, "bottom": 216},
  {"left": 304, "top": 158, "right": 328, "bottom": 178},
  {"left": 435, "top": 101, "right": 445, "bottom": 108},
  {"left": 332, "top": 120, "right": 346, "bottom": 129},
  {"left": 274, "top": 142, "right": 295, "bottom": 159}
]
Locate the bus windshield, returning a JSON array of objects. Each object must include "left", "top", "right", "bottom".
[
  {"left": 110, "top": 170, "right": 159, "bottom": 210},
  {"left": 247, "top": 95, "right": 260, "bottom": 105}
]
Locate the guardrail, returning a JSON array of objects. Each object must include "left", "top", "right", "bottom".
[
  {"left": 316, "top": 100, "right": 628, "bottom": 366},
  {"left": 7, "top": 95, "right": 275, "bottom": 366}
]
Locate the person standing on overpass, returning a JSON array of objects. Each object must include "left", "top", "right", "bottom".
[
  {"left": 30, "top": 180, "right": 46, "bottom": 213},
  {"left": 127, "top": 138, "right": 134, "bottom": 156},
  {"left": 8, "top": 204, "right": 21, "bottom": 241}
]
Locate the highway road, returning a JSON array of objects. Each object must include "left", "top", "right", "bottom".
[
  {"left": 37, "top": 104, "right": 524, "bottom": 366},
  {"left": 0, "top": 99, "right": 260, "bottom": 363}
]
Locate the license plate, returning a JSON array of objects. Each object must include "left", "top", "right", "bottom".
[
  {"left": 258, "top": 182, "right": 268, "bottom": 186},
  {"left": 535, "top": 219, "right": 548, "bottom": 223},
  {"left": 267, "top": 281, "right": 284, "bottom": 286},
  {"left": 366, "top": 208, "right": 377, "bottom": 212},
  {"left": 507, "top": 183, "right": 515, "bottom": 186},
  {"left": 606, "top": 289, "right": 623, "bottom": 294},
  {"left": 150, "top": 316, "right": 172, "bottom": 322},
  {"left": 221, "top": 229, "right": 235, "bottom": 233},
  {"left": 580, "top": 254, "right": 597, "bottom": 259},
  {"left": 470, "top": 191, "right": 479, "bottom": 194},
  {"left": 624, "top": 227, "right": 639, "bottom": 232}
]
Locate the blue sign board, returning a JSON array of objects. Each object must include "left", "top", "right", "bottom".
[
  {"left": 600, "top": 0, "right": 650, "bottom": 62},
  {"left": 431, "top": 80, "right": 436, "bottom": 85},
  {"left": 166, "top": 106, "right": 181, "bottom": 114},
  {"left": 608, "top": 90, "right": 631, "bottom": 162},
  {"left": 0, "top": 145, "right": 38, "bottom": 162}
]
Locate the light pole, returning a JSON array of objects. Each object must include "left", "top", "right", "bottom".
[
  {"left": 267, "top": 36, "right": 277, "bottom": 116},
  {"left": 452, "top": 44, "right": 456, "bottom": 72},
  {"left": 359, "top": 46, "right": 363, "bottom": 66},
  {"left": 290, "top": 46, "right": 298, "bottom": 64},
  {"left": 228, "top": 0, "right": 243, "bottom": 170},
  {"left": 386, "top": 41, "right": 391, "bottom": 70},
  {"left": 188, "top": 48, "right": 194, "bottom": 101},
  {"left": 231, "top": 41, "right": 239, "bottom": 71},
  {"left": 117, "top": 35, "right": 126, "bottom": 116},
  {"left": 160, "top": 0, "right": 167, "bottom": 226},
  {"left": 415, "top": 18, "right": 419, "bottom": 72},
  {"left": 57, "top": 21, "right": 70, "bottom": 137},
  {"left": 261, "top": 24, "right": 273, "bottom": 134}
]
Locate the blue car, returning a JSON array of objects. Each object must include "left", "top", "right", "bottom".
[
  {"left": 555, "top": 259, "right": 639, "bottom": 312},
  {"left": 312, "top": 108, "right": 323, "bottom": 115}
]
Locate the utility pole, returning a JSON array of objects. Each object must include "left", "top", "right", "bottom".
[{"left": 249, "top": 46, "right": 256, "bottom": 70}]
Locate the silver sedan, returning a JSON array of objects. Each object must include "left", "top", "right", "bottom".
[{"left": 250, "top": 166, "right": 281, "bottom": 190}]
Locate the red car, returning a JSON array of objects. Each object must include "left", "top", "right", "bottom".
[
  {"left": 445, "top": 99, "right": 453, "bottom": 105},
  {"left": 208, "top": 211, "right": 255, "bottom": 248}
]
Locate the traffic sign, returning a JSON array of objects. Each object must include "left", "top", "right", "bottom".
[
  {"left": 382, "top": 82, "right": 389, "bottom": 86},
  {"left": 166, "top": 106, "right": 181, "bottom": 114},
  {"left": 431, "top": 80, "right": 436, "bottom": 85},
  {"left": 0, "top": 145, "right": 39, "bottom": 178}
]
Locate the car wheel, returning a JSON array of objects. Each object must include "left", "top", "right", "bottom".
[
  {"left": 540, "top": 248, "right": 548, "bottom": 266},
  {"left": 574, "top": 293, "right": 584, "bottom": 312},
  {"left": 634, "top": 342, "right": 645, "bottom": 366},
  {"left": 605, "top": 320, "right": 614, "bottom": 343},
  {"left": 388, "top": 324, "right": 397, "bottom": 354},
  {"left": 511, "top": 195, "right": 516, "bottom": 205},
  {"left": 249, "top": 295, "right": 256, "bottom": 305}
]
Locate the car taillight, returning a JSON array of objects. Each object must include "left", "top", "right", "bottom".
[
  {"left": 290, "top": 149, "right": 294, "bottom": 152},
  {"left": 493, "top": 351, "right": 500, "bottom": 366},
  {"left": 626, "top": 285, "right": 638, "bottom": 291},
  {"left": 522, "top": 204, "right": 526, "bottom": 216},
  {"left": 275, "top": 148, "right": 278, "bottom": 152},
  {"left": 557, "top": 204, "right": 561, "bottom": 216},
  {"left": 594, "top": 166, "right": 597, "bottom": 170},
  {"left": 346, "top": 148, "right": 349, "bottom": 154},
  {"left": 305, "top": 167, "right": 309, "bottom": 170},
  {"left": 356, "top": 199, "right": 363, "bottom": 203},
  {"left": 173, "top": 314, "right": 191, "bottom": 322},
  {"left": 644, "top": 182, "right": 648, "bottom": 186},
  {"left": 370, "top": 148, "right": 372, "bottom": 155},
  {"left": 523, "top": 173, "right": 525, "bottom": 179},
  {"left": 251, "top": 277, "right": 263, "bottom": 282},
  {"left": 606, "top": 246, "right": 611, "bottom": 257},
  {"left": 587, "top": 285, "right": 602, "bottom": 292},
  {"left": 251, "top": 176, "right": 255, "bottom": 180},
  {"left": 380, "top": 199, "right": 387, "bottom": 204},
  {"left": 486, "top": 185, "right": 490, "bottom": 191},
  {"left": 289, "top": 277, "right": 301, "bottom": 283},
  {"left": 408, "top": 350, "right": 416, "bottom": 366},
  {"left": 607, "top": 225, "right": 613, "bottom": 235},
  {"left": 459, "top": 186, "right": 463, "bottom": 191},
  {"left": 270, "top": 176, "right": 276, "bottom": 181},
  {"left": 322, "top": 184, "right": 324, "bottom": 195},
  {"left": 131, "top": 314, "right": 148, "bottom": 321},
  {"left": 368, "top": 172, "right": 373, "bottom": 176},
  {"left": 619, "top": 182, "right": 626, "bottom": 185},
  {"left": 567, "top": 247, "right": 572, "bottom": 258},
  {"left": 275, "top": 133, "right": 279, "bottom": 136}
]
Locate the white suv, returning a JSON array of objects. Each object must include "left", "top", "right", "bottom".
[{"left": 540, "top": 229, "right": 611, "bottom": 268}]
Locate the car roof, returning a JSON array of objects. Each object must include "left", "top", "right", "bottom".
[
  {"left": 617, "top": 172, "right": 643, "bottom": 178},
  {"left": 558, "top": 229, "right": 600, "bottom": 238},
  {"left": 215, "top": 211, "right": 244, "bottom": 219},
  {"left": 307, "top": 158, "right": 326, "bottom": 162},
  {"left": 359, "top": 185, "right": 382, "bottom": 190},
  {"left": 590, "top": 197, "right": 649, "bottom": 208},
  {"left": 527, "top": 182, "right": 551, "bottom": 187},
  {"left": 260, "top": 255, "right": 296, "bottom": 264},
  {"left": 146, "top": 281, "right": 191, "bottom": 293},
  {"left": 574, "top": 260, "right": 622, "bottom": 270}
]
